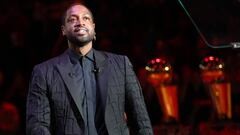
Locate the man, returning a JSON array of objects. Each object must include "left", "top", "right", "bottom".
[{"left": 26, "top": 2, "right": 153, "bottom": 135}]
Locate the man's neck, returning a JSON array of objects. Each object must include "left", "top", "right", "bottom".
[{"left": 68, "top": 42, "right": 93, "bottom": 56}]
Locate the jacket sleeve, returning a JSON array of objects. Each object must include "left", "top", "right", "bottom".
[
  {"left": 124, "top": 56, "right": 153, "bottom": 135},
  {"left": 26, "top": 65, "right": 51, "bottom": 135}
]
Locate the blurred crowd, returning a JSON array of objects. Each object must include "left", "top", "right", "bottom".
[{"left": 0, "top": 0, "right": 240, "bottom": 134}]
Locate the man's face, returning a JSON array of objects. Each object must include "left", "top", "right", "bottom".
[{"left": 62, "top": 5, "right": 95, "bottom": 46}]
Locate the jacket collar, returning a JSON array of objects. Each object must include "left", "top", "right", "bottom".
[{"left": 56, "top": 48, "right": 109, "bottom": 121}]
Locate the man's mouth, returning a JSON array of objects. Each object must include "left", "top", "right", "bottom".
[{"left": 74, "top": 27, "right": 88, "bottom": 35}]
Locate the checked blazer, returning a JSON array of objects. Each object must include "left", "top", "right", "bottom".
[{"left": 26, "top": 48, "right": 153, "bottom": 135}]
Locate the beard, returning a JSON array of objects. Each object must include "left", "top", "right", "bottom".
[{"left": 66, "top": 32, "right": 95, "bottom": 47}]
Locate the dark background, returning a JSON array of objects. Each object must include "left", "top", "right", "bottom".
[{"left": 1, "top": 0, "right": 240, "bottom": 134}]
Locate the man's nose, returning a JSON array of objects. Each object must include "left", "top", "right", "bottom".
[{"left": 75, "top": 19, "right": 85, "bottom": 27}]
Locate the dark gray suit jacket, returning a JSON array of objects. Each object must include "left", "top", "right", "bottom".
[{"left": 26, "top": 49, "right": 153, "bottom": 135}]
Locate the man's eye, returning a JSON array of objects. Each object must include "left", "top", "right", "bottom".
[
  {"left": 68, "top": 18, "right": 77, "bottom": 23},
  {"left": 83, "top": 17, "right": 90, "bottom": 20}
]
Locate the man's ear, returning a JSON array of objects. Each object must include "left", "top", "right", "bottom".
[
  {"left": 61, "top": 25, "right": 66, "bottom": 36},
  {"left": 93, "top": 23, "right": 96, "bottom": 41}
]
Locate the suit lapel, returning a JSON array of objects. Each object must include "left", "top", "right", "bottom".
[
  {"left": 56, "top": 49, "right": 110, "bottom": 121},
  {"left": 93, "top": 49, "right": 109, "bottom": 111},
  {"left": 56, "top": 51, "right": 85, "bottom": 121}
]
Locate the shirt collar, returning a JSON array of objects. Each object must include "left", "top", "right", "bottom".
[
  {"left": 84, "top": 49, "right": 94, "bottom": 62},
  {"left": 68, "top": 48, "right": 94, "bottom": 64}
]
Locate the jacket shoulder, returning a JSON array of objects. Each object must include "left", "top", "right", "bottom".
[
  {"left": 100, "top": 51, "right": 134, "bottom": 70},
  {"left": 102, "top": 51, "right": 127, "bottom": 61}
]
